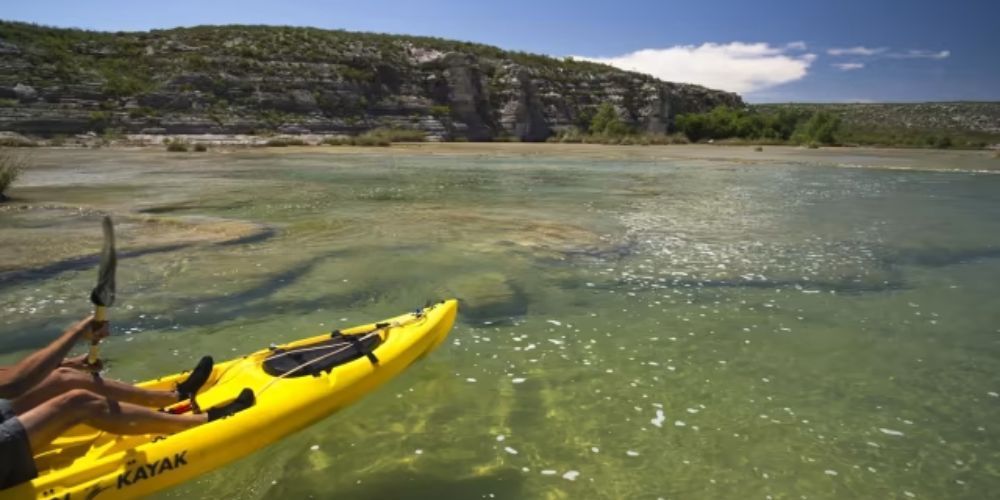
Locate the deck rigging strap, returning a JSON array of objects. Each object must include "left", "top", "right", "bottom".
[{"left": 257, "top": 312, "right": 424, "bottom": 396}]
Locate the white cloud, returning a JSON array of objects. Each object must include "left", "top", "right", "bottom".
[
  {"left": 888, "top": 49, "right": 950, "bottom": 59},
  {"left": 833, "top": 62, "right": 865, "bottom": 71},
  {"left": 828, "top": 46, "right": 886, "bottom": 56},
  {"left": 828, "top": 46, "right": 950, "bottom": 60},
  {"left": 573, "top": 42, "right": 816, "bottom": 94}
]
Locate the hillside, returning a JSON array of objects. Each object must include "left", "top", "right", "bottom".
[{"left": 0, "top": 21, "right": 742, "bottom": 141}]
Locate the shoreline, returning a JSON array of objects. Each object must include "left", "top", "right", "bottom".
[{"left": 11, "top": 141, "right": 1000, "bottom": 174}]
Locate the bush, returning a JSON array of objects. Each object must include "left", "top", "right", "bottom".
[
  {"left": 793, "top": 111, "right": 841, "bottom": 145},
  {"left": 0, "top": 149, "right": 29, "bottom": 201},
  {"left": 166, "top": 141, "right": 189, "bottom": 152},
  {"left": 933, "top": 136, "right": 952, "bottom": 149},
  {"left": 429, "top": 105, "right": 451, "bottom": 118},
  {"left": 589, "top": 103, "right": 630, "bottom": 136},
  {"left": 193, "top": 143, "right": 208, "bottom": 152},
  {"left": 676, "top": 106, "right": 813, "bottom": 143}
]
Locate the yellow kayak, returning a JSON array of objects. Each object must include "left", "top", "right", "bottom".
[{"left": 3, "top": 300, "right": 458, "bottom": 499}]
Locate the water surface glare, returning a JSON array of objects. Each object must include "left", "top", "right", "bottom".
[{"left": 2, "top": 148, "right": 999, "bottom": 499}]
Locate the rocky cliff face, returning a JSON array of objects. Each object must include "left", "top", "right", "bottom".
[{"left": 0, "top": 22, "right": 743, "bottom": 140}]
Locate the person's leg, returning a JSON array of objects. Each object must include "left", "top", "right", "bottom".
[
  {"left": 17, "top": 389, "right": 207, "bottom": 452},
  {"left": 11, "top": 356, "right": 215, "bottom": 415},
  {"left": 10, "top": 367, "right": 178, "bottom": 415}
]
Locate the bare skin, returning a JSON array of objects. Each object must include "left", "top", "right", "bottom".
[
  {"left": 0, "top": 315, "right": 207, "bottom": 454},
  {"left": 10, "top": 367, "right": 179, "bottom": 415},
  {"left": 17, "top": 389, "right": 206, "bottom": 453},
  {"left": 0, "top": 316, "right": 102, "bottom": 398}
]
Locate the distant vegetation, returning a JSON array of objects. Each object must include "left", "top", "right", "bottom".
[
  {"left": 0, "top": 148, "right": 29, "bottom": 201},
  {"left": 551, "top": 104, "right": 839, "bottom": 147},
  {"left": 323, "top": 128, "right": 426, "bottom": 147},
  {"left": 669, "top": 105, "right": 1000, "bottom": 149},
  {"left": 543, "top": 103, "right": 1000, "bottom": 149},
  {"left": 264, "top": 137, "right": 307, "bottom": 147},
  {"left": 547, "top": 103, "right": 689, "bottom": 145},
  {"left": 165, "top": 139, "right": 189, "bottom": 152},
  {"left": 754, "top": 103, "right": 1000, "bottom": 149}
]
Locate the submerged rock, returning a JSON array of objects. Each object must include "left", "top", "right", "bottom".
[{"left": 442, "top": 272, "right": 528, "bottom": 321}]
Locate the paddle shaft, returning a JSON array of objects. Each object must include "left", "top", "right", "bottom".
[{"left": 87, "top": 305, "right": 106, "bottom": 364}]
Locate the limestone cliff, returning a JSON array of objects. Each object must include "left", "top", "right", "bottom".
[{"left": 0, "top": 22, "right": 743, "bottom": 140}]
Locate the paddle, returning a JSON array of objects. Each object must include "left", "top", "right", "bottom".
[{"left": 88, "top": 215, "right": 116, "bottom": 367}]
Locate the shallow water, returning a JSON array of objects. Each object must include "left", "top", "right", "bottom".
[{"left": 2, "top": 148, "right": 999, "bottom": 499}]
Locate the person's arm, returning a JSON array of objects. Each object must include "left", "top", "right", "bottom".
[{"left": 0, "top": 316, "right": 106, "bottom": 399}]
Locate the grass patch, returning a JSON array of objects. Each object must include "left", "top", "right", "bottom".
[
  {"left": 265, "top": 137, "right": 308, "bottom": 147},
  {"left": 368, "top": 127, "right": 426, "bottom": 142},
  {"left": 165, "top": 140, "right": 189, "bottom": 152},
  {"left": 322, "top": 128, "right": 421, "bottom": 147},
  {"left": 0, "top": 136, "right": 38, "bottom": 147},
  {"left": 0, "top": 149, "right": 30, "bottom": 201},
  {"left": 548, "top": 128, "right": 688, "bottom": 146}
]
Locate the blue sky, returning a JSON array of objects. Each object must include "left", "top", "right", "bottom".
[{"left": 3, "top": 0, "right": 997, "bottom": 102}]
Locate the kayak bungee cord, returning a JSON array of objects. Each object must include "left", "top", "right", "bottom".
[{"left": 256, "top": 312, "right": 425, "bottom": 396}]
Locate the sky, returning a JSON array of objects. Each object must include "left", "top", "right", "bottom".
[{"left": 3, "top": 0, "right": 998, "bottom": 103}]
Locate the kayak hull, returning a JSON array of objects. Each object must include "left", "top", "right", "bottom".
[{"left": 3, "top": 300, "right": 457, "bottom": 499}]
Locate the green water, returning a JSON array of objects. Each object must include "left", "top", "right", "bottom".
[{"left": 2, "top": 149, "right": 1000, "bottom": 499}]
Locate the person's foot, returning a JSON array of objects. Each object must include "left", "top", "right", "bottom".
[
  {"left": 207, "top": 388, "right": 255, "bottom": 422},
  {"left": 176, "top": 356, "right": 214, "bottom": 401}
]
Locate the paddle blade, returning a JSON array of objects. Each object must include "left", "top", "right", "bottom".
[{"left": 90, "top": 216, "right": 117, "bottom": 308}]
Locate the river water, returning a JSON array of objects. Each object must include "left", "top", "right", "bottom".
[{"left": 1, "top": 147, "right": 999, "bottom": 499}]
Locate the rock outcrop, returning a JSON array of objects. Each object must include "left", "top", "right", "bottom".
[{"left": 0, "top": 22, "right": 743, "bottom": 140}]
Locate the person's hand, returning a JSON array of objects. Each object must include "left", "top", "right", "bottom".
[
  {"left": 61, "top": 354, "right": 103, "bottom": 372},
  {"left": 73, "top": 315, "right": 110, "bottom": 342}
]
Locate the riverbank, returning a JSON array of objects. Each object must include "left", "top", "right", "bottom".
[{"left": 7, "top": 142, "right": 997, "bottom": 174}]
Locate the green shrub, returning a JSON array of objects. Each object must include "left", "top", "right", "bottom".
[
  {"left": 193, "top": 143, "right": 208, "bottom": 152},
  {"left": 0, "top": 149, "right": 29, "bottom": 201},
  {"left": 429, "top": 105, "right": 451, "bottom": 118},
  {"left": 589, "top": 103, "right": 630, "bottom": 136},
  {"left": 793, "top": 111, "right": 841, "bottom": 145},
  {"left": 166, "top": 141, "right": 189, "bottom": 152},
  {"left": 676, "top": 106, "right": 812, "bottom": 143},
  {"left": 0, "top": 98, "right": 18, "bottom": 107}
]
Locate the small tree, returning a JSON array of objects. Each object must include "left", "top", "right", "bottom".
[
  {"left": 0, "top": 149, "right": 29, "bottom": 202},
  {"left": 589, "top": 103, "right": 630, "bottom": 136}
]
